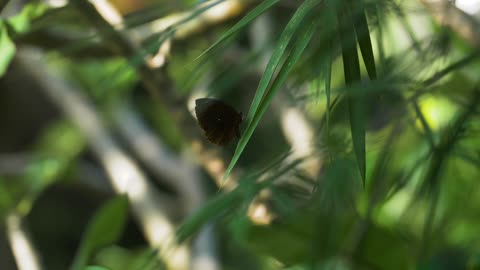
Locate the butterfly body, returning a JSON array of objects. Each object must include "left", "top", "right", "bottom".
[{"left": 195, "top": 98, "right": 242, "bottom": 145}]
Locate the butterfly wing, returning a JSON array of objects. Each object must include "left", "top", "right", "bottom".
[{"left": 195, "top": 98, "right": 242, "bottom": 145}]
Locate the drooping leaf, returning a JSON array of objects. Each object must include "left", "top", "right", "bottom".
[
  {"left": 223, "top": 0, "right": 322, "bottom": 180},
  {"left": 194, "top": 0, "right": 280, "bottom": 62},
  {"left": 337, "top": 2, "right": 366, "bottom": 185},
  {"left": 353, "top": 0, "right": 376, "bottom": 80}
]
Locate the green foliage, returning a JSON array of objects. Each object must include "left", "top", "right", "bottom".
[
  {"left": 70, "top": 195, "right": 130, "bottom": 270},
  {"left": 0, "top": 2, "right": 48, "bottom": 76},
  {"left": 85, "top": 266, "right": 110, "bottom": 270},
  {"left": 2, "top": 0, "right": 480, "bottom": 269},
  {"left": 224, "top": 0, "right": 322, "bottom": 180},
  {"left": 68, "top": 57, "right": 138, "bottom": 101},
  {"left": 92, "top": 246, "right": 164, "bottom": 270},
  {"left": 5, "top": 2, "right": 49, "bottom": 34},
  {"left": 194, "top": 0, "right": 280, "bottom": 62},
  {"left": 0, "top": 122, "right": 85, "bottom": 220},
  {"left": 0, "top": 21, "right": 16, "bottom": 76}
]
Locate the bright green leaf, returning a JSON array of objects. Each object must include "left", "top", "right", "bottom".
[
  {"left": 0, "top": 22, "right": 16, "bottom": 77},
  {"left": 6, "top": 2, "right": 49, "bottom": 34},
  {"left": 70, "top": 195, "right": 129, "bottom": 270},
  {"left": 223, "top": 0, "right": 322, "bottom": 181},
  {"left": 244, "top": 0, "right": 322, "bottom": 127}
]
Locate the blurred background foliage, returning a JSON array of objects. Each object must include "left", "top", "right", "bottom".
[{"left": 1, "top": 0, "right": 480, "bottom": 269}]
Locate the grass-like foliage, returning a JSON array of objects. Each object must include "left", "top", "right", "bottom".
[{"left": 1, "top": 0, "right": 480, "bottom": 269}]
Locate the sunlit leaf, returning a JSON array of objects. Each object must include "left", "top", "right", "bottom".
[
  {"left": 224, "top": 0, "right": 322, "bottom": 181},
  {"left": 0, "top": 22, "right": 16, "bottom": 77},
  {"left": 6, "top": 2, "right": 49, "bottom": 34}
]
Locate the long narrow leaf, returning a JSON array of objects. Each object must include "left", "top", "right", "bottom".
[
  {"left": 224, "top": 13, "right": 321, "bottom": 180},
  {"left": 412, "top": 100, "right": 436, "bottom": 149},
  {"left": 337, "top": 2, "right": 366, "bottom": 184},
  {"left": 194, "top": 0, "right": 280, "bottom": 62},
  {"left": 245, "top": 0, "right": 322, "bottom": 127},
  {"left": 354, "top": 0, "right": 377, "bottom": 79}
]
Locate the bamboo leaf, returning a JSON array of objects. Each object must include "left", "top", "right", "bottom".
[
  {"left": 354, "top": 0, "right": 377, "bottom": 79},
  {"left": 176, "top": 189, "right": 243, "bottom": 242},
  {"left": 244, "top": 0, "right": 322, "bottom": 127},
  {"left": 194, "top": 0, "right": 280, "bottom": 62},
  {"left": 224, "top": 7, "right": 321, "bottom": 180},
  {"left": 337, "top": 2, "right": 366, "bottom": 184}
]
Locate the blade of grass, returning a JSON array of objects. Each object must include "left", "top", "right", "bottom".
[
  {"left": 224, "top": 12, "right": 321, "bottom": 181},
  {"left": 337, "top": 3, "right": 366, "bottom": 184},
  {"left": 176, "top": 188, "right": 244, "bottom": 243},
  {"left": 411, "top": 100, "right": 436, "bottom": 149},
  {"left": 244, "top": 0, "right": 322, "bottom": 127},
  {"left": 419, "top": 89, "right": 480, "bottom": 259},
  {"left": 374, "top": 2, "right": 386, "bottom": 65},
  {"left": 354, "top": 0, "right": 377, "bottom": 80},
  {"left": 193, "top": 0, "right": 280, "bottom": 62},
  {"left": 323, "top": 4, "right": 335, "bottom": 162}
]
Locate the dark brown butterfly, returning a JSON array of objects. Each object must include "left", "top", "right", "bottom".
[{"left": 195, "top": 98, "right": 243, "bottom": 145}]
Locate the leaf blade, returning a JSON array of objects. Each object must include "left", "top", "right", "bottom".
[
  {"left": 70, "top": 195, "right": 129, "bottom": 270},
  {"left": 337, "top": 3, "right": 366, "bottom": 184},
  {"left": 224, "top": 8, "right": 321, "bottom": 180},
  {"left": 354, "top": 1, "right": 377, "bottom": 80},
  {"left": 194, "top": 0, "right": 280, "bottom": 62},
  {"left": 0, "top": 22, "right": 16, "bottom": 77}
]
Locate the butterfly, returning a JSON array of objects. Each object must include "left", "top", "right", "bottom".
[{"left": 195, "top": 98, "right": 243, "bottom": 145}]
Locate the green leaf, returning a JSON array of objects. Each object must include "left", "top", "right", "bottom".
[
  {"left": 355, "top": 225, "right": 414, "bottom": 270},
  {"left": 176, "top": 188, "right": 243, "bottom": 243},
  {"left": 194, "top": 0, "right": 280, "bottom": 62},
  {"left": 70, "top": 195, "right": 129, "bottom": 270},
  {"left": 317, "top": 158, "right": 361, "bottom": 210},
  {"left": 6, "top": 2, "right": 49, "bottom": 34},
  {"left": 412, "top": 100, "right": 436, "bottom": 149},
  {"left": 85, "top": 266, "right": 110, "bottom": 270},
  {"left": 323, "top": 34, "right": 333, "bottom": 159},
  {"left": 0, "top": 21, "right": 16, "bottom": 77},
  {"left": 337, "top": 3, "right": 366, "bottom": 185},
  {"left": 223, "top": 0, "right": 322, "bottom": 181},
  {"left": 244, "top": 0, "right": 322, "bottom": 127},
  {"left": 178, "top": 157, "right": 303, "bottom": 242},
  {"left": 354, "top": 0, "right": 377, "bottom": 80}
]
